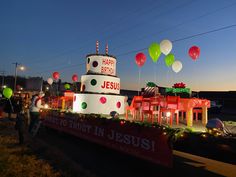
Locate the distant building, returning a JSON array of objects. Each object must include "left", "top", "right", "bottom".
[{"left": 25, "top": 77, "right": 43, "bottom": 91}]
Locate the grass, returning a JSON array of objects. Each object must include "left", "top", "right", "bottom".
[
  {"left": 0, "top": 121, "right": 61, "bottom": 177},
  {"left": 0, "top": 119, "right": 97, "bottom": 177}
]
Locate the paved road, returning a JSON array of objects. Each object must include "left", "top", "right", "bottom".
[
  {"left": 174, "top": 150, "right": 236, "bottom": 177},
  {"left": 35, "top": 128, "right": 236, "bottom": 177}
]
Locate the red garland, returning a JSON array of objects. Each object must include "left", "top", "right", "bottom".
[{"left": 173, "top": 82, "right": 186, "bottom": 88}]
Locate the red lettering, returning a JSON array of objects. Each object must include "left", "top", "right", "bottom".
[
  {"left": 110, "top": 82, "right": 114, "bottom": 89},
  {"left": 101, "top": 81, "right": 105, "bottom": 88},
  {"left": 101, "top": 81, "right": 120, "bottom": 90},
  {"left": 101, "top": 66, "right": 114, "bottom": 75},
  {"left": 102, "top": 59, "right": 106, "bottom": 65},
  {"left": 109, "top": 60, "right": 114, "bottom": 66},
  {"left": 102, "top": 59, "right": 114, "bottom": 66},
  {"left": 106, "top": 81, "right": 110, "bottom": 89}
]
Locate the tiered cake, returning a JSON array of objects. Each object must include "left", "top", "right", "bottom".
[{"left": 73, "top": 52, "right": 125, "bottom": 115}]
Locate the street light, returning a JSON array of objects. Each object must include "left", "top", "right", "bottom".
[
  {"left": 12, "top": 62, "right": 25, "bottom": 92},
  {"left": 19, "top": 66, "right": 25, "bottom": 71}
]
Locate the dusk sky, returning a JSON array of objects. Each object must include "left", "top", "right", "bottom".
[{"left": 1, "top": 0, "right": 236, "bottom": 91}]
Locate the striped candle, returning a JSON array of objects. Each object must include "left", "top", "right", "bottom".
[
  {"left": 106, "top": 43, "right": 108, "bottom": 54},
  {"left": 96, "top": 40, "right": 99, "bottom": 54}
]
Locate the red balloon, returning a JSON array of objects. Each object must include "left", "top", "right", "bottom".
[
  {"left": 52, "top": 72, "right": 60, "bottom": 80},
  {"left": 135, "top": 52, "right": 146, "bottom": 67},
  {"left": 188, "top": 46, "right": 200, "bottom": 60},
  {"left": 72, "top": 74, "right": 78, "bottom": 82}
]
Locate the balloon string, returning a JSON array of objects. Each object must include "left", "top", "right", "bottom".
[
  {"left": 57, "top": 80, "right": 59, "bottom": 96},
  {"left": 138, "top": 68, "right": 141, "bottom": 96},
  {"left": 156, "top": 63, "right": 158, "bottom": 85},
  {"left": 168, "top": 69, "right": 170, "bottom": 86},
  {"left": 74, "top": 82, "right": 78, "bottom": 92},
  {"left": 9, "top": 99, "right": 14, "bottom": 113},
  {"left": 171, "top": 70, "right": 173, "bottom": 88},
  {"left": 154, "top": 64, "right": 157, "bottom": 85},
  {"left": 50, "top": 85, "right": 52, "bottom": 96},
  {"left": 196, "top": 71, "right": 200, "bottom": 98},
  {"left": 56, "top": 80, "right": 59, "bottom": 108},
  {"left": 166, "top": 69, "right": 169, "bottom": 87},
  {"left": 172, "top": 69, "right": 176, "bottom": 95}
]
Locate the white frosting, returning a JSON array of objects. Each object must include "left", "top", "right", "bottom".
[
  {"left": 73, "top": 93, "right": 125, "bottom": 115},
  {"left": 86, "top": 55, "right": 116, "bottom": 76},
  {"left": 81, "top": 75, "right": 120, "bottom": 94}
]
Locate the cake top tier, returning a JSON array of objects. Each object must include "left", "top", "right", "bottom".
[
  {"left": 86, "top": 53, "right": 116, "bottom": 59},
  {"left": 86, "top": 54, "right": 117, "bottom": 76}
]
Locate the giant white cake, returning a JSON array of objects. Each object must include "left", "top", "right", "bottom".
[{"left": 73, "top": 51, "right": 125, "bottom": 115}]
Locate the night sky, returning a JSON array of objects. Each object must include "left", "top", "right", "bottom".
[{"left": 1, "top": 0, "right": 236, "bottom": 91}]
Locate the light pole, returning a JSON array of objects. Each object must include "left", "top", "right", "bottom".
[
  {"left": 0, "top": 70, "right": 5, "bottom": 89},
  {"left": 12, "top": 62, "right": 19, "bottom": 92},
  {"left": 12, "top": 62, "right": 25, "bottom": 92}
]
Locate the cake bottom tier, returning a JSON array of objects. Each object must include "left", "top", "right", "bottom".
[{"left": 73, "top": 93, "right": 126, "bottom": 115}]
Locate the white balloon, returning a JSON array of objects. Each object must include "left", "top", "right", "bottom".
[
  {"left": 172, "top": 60, "right": 182, "bottom": 73},
  {"left": 160, "top": 39, "right": 172, "bottom": 55},
  {"left": 47, "top": 78, "right": 53, "bottom": 85}
]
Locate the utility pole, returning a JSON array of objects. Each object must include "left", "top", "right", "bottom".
[
  {"left": 0, "top": 70, "right": 5, "bottom": 89},
  {"left": 12, "top": 62, "right": 20, "bottom": 92}
]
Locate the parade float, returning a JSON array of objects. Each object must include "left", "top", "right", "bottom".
[
  {"left": 41, "top": 42, "right": 173, "bottom": 167},
  {"left": 2, "top": 37, "right": 236, "bottom": 168},
  {"left": 0, "top": 40, "right": 213, "bottom": 167}
]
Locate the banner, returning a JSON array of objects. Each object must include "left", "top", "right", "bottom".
[{"left": 42, "top": 114, "right": 173, "bottom": 167}]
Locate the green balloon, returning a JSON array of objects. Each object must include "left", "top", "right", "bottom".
[
  {"left": 148, "top": 43, "right": 161, "bottom": 63},
  {"left": 3, "top": 87, "right": 13, "bottom": 99},
  {"left": 64, "top": 83, "right": 70, "bottom": 90},
  {"left": 164, "top": 53, "right": 175, "bottom": 67}
]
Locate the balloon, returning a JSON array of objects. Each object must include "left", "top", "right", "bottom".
[
  {"left": 148, "top": 43, "right": 161, "bottom": 63},
  {"left": 72, "top": 74, "right": 78, "bottom": 82},
  {"left": 160, "top": 39, "right": 172, "bottom": 55},
  {"left": 47, "top": 78, "right": 53, "bottom": 85},
  {"left": 135, "top": 52, "right": 146, "bottom": 67},
  {"left": 164, "top": 53, "right": 175, "bottom": 67},
  {"left": 172, "top": 60, "right": 182, "bottom": 73},
  {"left": 52, "top": 72, "right": 60, "bottom": 80},
  {"left": 188, "top": 46, "right": 200, "bottom": 60},
  {"left": 64, "top": 83, "right": 70, "bottom": 90},
  {"left": 3, "top": 87, "right": 13, "bottom": 99}
]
